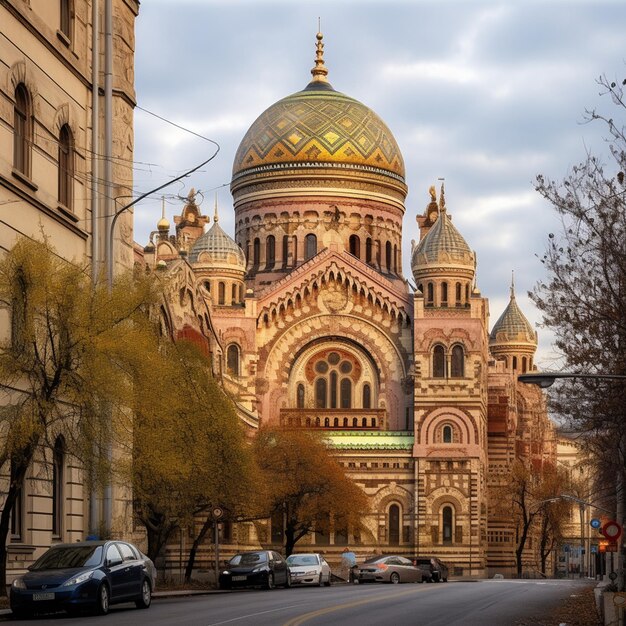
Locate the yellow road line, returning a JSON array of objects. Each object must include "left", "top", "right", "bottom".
[{"left": 283, "top": 586, "right": 426, "bottom": 626}]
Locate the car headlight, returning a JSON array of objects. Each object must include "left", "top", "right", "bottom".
[
  {"left": 63, "top": 570, "right": 94, "bottom": 586},
  {"left": 252, "top": 566, "right": 269, "bottom": 573},
  {"left": 304, "top": 570, "right": 317, "bottom": 576},
  {"left": 12, "top": 577, "right": 26, "bottom": 590},
  {"left": 221, "top": 570, "right": 230, "bottom": 576}
]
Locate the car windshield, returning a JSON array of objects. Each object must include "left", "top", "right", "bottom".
[
  {"left": 31, "top": 546, "right": 103, "bottom": 570},
  {"left": 287, "top": 555, "right": 319, "bottom": 566},
  {"left": 230, "top": 552, "right": 267, "bottom": 566},
  {"left": 363, "top": 556, "right": 386, "bottom": 564}
]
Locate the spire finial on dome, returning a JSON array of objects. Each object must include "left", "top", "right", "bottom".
[
  {"left": 438, "top": 179, "right": 446, "bottom": 214},
  {"left": 310, "top": 25, "right": 329, "bottom": 84},
  {"left": 214, "top": 193, "right": 219, "bottom": 223},
  {"left": 511, "top": 270, "right": 516, "bottom": 299},
  {"left": 157, "top": 196, "right": 170, "bottom": 230}
]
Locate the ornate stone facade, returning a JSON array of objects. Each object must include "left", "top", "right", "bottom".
[{"left": 141, "top": 33, "right": 558, "bottom": 578}]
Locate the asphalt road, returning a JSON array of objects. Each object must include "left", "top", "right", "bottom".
[{"left": 2, "top": 579, "right": 594, "bottom": 626}]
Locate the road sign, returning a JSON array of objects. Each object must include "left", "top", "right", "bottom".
[
  {"left": 602, "top": 521, "right": 623, "bottom": 541},
  {"left": 591, "top": 518, "right": 602, "bottom": 529},
  {"left": 607, "top": 542, "right": 619, "bottom": 552},
  {"left": 212, "top": 507, "right": 224, "bottom": 520}
]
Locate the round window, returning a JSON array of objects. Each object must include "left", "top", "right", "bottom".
[
  {"left": 340, "top": 360, "right": 352, "bottom": 374},
  {"left": 328, "top": 352, "right": 340, "bottom": 365},
  {"left": 315, "top": 361, "right": 329, "bottom": 374}
]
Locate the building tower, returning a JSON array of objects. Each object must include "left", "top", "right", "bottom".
[{"left": 411, "top": 185, "right": 490, "bottom": 575}]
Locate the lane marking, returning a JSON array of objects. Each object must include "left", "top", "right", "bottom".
[
  {"left": 207, "top": 601, "right": 316, "bottom": 625},
  {"left": 283, "top": 586, "right": 427, "bottom": 626}
]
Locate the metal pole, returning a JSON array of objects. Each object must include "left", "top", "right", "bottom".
[
  {"left": 579, "top": 503, "right": 585, "bottom": 578},
  {"left": 214, "top": 520, "right": 220, "bottom": 588}
]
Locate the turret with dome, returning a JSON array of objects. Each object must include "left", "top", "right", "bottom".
[{"left": 231, "top": 32, "right": 408, "bottom": 288}]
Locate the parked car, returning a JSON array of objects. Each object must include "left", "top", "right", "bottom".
[
  {"left": 412, "top": 557, "right": 449, "bottom": 582},
  {"left": 10, "top": 540, "right": 156, "bottom": 618},
  {"left": 219, "top": 550, "right": 291, "bottom": 590},
  {"left": 286, "top": 553, "right": 332, "bottom": 586},
  {"left": 357, "top": 555, "right": 422, "bottom": 584}
]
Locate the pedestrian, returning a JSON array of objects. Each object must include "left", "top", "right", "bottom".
[{"left": 341, "top": 547, "right": 357, "bottom": 583}]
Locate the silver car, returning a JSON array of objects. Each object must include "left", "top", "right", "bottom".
[
  {"left": 357, "top": 555, "right": 423, "bottom": 584},
  {"left": 286, "top": 553, "right": 332, "bottom": 586}
]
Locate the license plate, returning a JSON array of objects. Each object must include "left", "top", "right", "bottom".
[
  {"left": 232, "top": 576, "right": 247, "bottom": 581},
  {"left": 33, "top": 592, "right": 55, "bottom": 601}
]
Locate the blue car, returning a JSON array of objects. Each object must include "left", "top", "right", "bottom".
[{"left": 10, "top": 540, "right": 156, "bottom": 618}]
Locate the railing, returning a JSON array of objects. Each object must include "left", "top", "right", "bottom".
[{"left": 279, "top": 408, "right": 387, "bottom": 430}]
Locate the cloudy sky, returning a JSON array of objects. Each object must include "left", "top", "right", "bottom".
[{"left": 132, "top": 1, "right": 626, "bottom": 367}]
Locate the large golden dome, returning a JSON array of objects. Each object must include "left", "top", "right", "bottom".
[{"left": 232, "top": 35, "right": 405, "bottom": 182}]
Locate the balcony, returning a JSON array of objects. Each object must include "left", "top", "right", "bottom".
[{"left": 279, "top": 408, "right": 387, "bottom": 431}]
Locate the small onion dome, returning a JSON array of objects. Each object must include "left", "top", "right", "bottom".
[
  {"left": 188, "top": 220, "right": 246, "bottom": 269},
  {"left": 489, "top": 285, "right": 537, "bottom": 348},
  {"left": 411, "top": 208, "right": 475, "bottom": 282}
]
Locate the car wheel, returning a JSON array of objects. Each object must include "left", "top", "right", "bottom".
[
  {"left": 284, "top": 573, "right": 292, "bottom": 589},
  {"left": 265, "top": 573, "right": 275, "bottom": 590},
  {"left": 390, "top": 572, "right": 400, "bottom": 584},
  {"left": 443, "top": 577, "right": 448, "bottom": 582},
  {"left": 135, "top": 579, "right": 152, "bottom": 609},
  {"left": 318, "top": 573, "right": 324, "bottom": 587},
  {"left": 95, "top": 583, "right": 109, "bottom": 615},
  {"left": 324, "top": 574, "right": 332, "bottom": 587}
]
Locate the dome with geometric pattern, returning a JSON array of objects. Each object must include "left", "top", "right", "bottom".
[
  {"left": 232, "top": 33, "right": 405, "bottom": 186},
  {"left": 489, "top": 284, "right": 537, "bottom": 347},
  {"left": 411, "top": 190, "right": 475, "bottom": 282},
  {"left": 188, "top": 218, "right": 246, "bottom": 270}
]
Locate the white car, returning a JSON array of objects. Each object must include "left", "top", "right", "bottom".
[{"left": 286, "top": 553, "right": 332, "bottom": 586}]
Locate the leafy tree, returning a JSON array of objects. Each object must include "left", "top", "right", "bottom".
[
  {"left": 253, "top": 425, "right": 368, "bottom": 557},
  {"left": 0, "top": 237, "right": 161, "bottom": 595},
  {"left": 127, "top": 339, "right": 255, "bottom": 570},
  {"left": 532, "top": 72, "right": 626, "bottom": 586}
]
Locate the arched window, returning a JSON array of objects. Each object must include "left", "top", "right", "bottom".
[
  {"left": 58, "top": 124, "right": 74, "bottom": 209},
  {"left": 333, "top": 418, "right": 339, "bottom": 427},
  {"left": 266, "top": 235, "right": 275, "bottom": 269},
  {"left": 315, "top": 378, "right": 327, "bottom": 408},
  {"left": 282, "top": 235, "right": 289, "bottom": 267},
  {"left": 388, "top": 504, "right": 400, "bottom": 545},
  {"left": 366, "top": 238, "right": 372, "bottom": 263},
  {"left": 52, "top": 437, "right": 64, "bottom": 536},
  {"left": 385, "top": 241, "right": 392, "bottom": 271},
  {"left": 253, "top": 238, "right": 260, "bottom": 266},
  {"left": 340, "top": 378, "right": 351, "bottom": 409},
  {"left": 324, "top": 417, "right": 330, "bottom": 427},
  {"left": 349, "top": 235, "right": 360, "bottom": 258},
  {"left": 218, "top": 282, "right": 225, "bottom": 305},
  {"left": 231, "top": 284, "right": 238, "bottom": 304},
  {"left": 394, "top": 244, "right": 398, "bottom": 273},
  {"left": 451, "top": 345, "right": 464, "bottom": 378},
  {"left": 297, "top": 384, "right": 305, "bottom": 409},
  {"left": 226, "top": 344, "right": 240, "bottom": 376},
  {"left": 426, "top": 283, "right": 434, "bottom": 307},
  {"left": 433, "top": 345, "right": 446, "bottom": 378},
  {"left": 465, "top": 284, "right": 470, "bottom": 302},
  {"left": 204, "top": 281, "right": 211, "bottom": 293},
  {"left": 330, "top": 371, "right": 338, "bottom": 408},
  {"left": 292, "top": 235, "right": 298, "bottom": 263},
  {"left": 512, "top": 356, "right": 518, "bottom": 371},
  {"left": 343, "top": 418, "right": 348, "bottom": 427},
  {"left": 443, "top": 425, "right": 452, "bottom": 443},
  {"left": 60, "top": 0, "right": 72, "bottom": 38},
  {"left": 455, "top": 282, "right": 462, "bottom": 305},
  {"left": 442, "top": 506, "right": 453, "bottom": 544},
  {"left": 13, "top": 84, "right": 31, "bottom": 175},
  {"left": 362, "top": 383, "right": 371, "bottom": 409},
  {"left": 305, "top": 234, "right": 317, "bottom": 260},
  {"left": 522, "top": 357, "right": 527, "bottom": 373},
  {"left": 441, "top": 282, "right": 448, "bottom": 306}
]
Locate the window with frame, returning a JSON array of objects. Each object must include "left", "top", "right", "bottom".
[
  {"left": 13, "top": 83, "right": 31, "bottom": 176},
  {"left": 226, "top": 344, "right": 240, "bottom": 376},
  {"left": 385, "top": 241, "right": 392, "bottom": 271},
  {"left": 388, "top": 504, "right": 400, "bottom": 545},
  {"left": 58, "top": 124, "right": 74, "bottom": 209},
  {"left": 253, "top": 238, "right": 260, "bottom": 266},
  {"left": 10, "top": 460, "right": 23, "bottom": 541},
  {"left": 297, "top": 384, "right": 305, "bottom": 408},
  {"left": 52, "top": 437, "right": 64, "bottom": 536},
  {"left": 313, "top": 351, "right": 356, "bottom": 409},
  {"left": 442, "top": 425, "right": 453, "bottom": 443},
  {"left": 218, "top": 282, "right": 225, "bottom": 305},
  {"left": 433, "top": 345, "right": 446, "bottom": 378},
  {"left": 450, "top": 345, "right": 465, "bottom": 378},
  {"left": 282, "top": 235, "right": 289, "bottom": 267},
  {"left": 442, "top": 506, "right": 453, "bottom": 544},
  {"left": 305, "top": 234, "right": 317, "bottom": 260},
  {"left": 266, "top": 235, "right": 275, "bottom": 269},
  {"left": 60, "top": 0, "right": 72, "bottom": 38},
  {"left": 426, "top": 283, "right": 434, "bottom": 307},
  {"left": 349, "top": 235, "right": 360, "bottom": 258}
]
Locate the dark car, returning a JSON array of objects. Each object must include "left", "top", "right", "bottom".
[
  {"left": 10, "top": 540, "right": 156, "bottom": 618},
  {"left": 412, "top": 557, "right": 449, "bottom": 582},
  {"left": 219, "top": 550, "right": 291, "bottom": 590}
]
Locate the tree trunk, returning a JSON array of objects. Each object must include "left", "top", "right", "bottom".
[
  {"left": 185, "top": 516, "right": 212, "bottom": 583},
  {"left": 144, "top": 513, "right": 177, "bottom": 565}
]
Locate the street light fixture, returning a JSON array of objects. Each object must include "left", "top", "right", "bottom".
[{"left": 517, "top": 373, "right": 626, "bottom": 388}]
